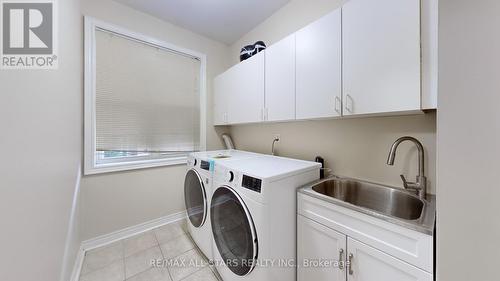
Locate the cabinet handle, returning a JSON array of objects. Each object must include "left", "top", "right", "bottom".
[
  {"left": 345, "top": 94, "right": 354, "bottom": 113},
  {"left": 338, "top": 248, "right": 345, "bottom": 270},
  {"left": 334, "top": 96, "right": 341, "bottom": 114},
  {"left": 348, "top": 253, "right": 354, "bottom": 275}
]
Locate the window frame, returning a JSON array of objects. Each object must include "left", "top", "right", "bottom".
[{"left": 84, "top": 17, "right": 207, "bottom": 175}]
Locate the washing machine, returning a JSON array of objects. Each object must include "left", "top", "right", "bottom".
[
  {"left": 184, "top": 150, "right": 263, "bottom": 260},
  {"left": 210, "top": 155, "right": 321, "bottom": 280}
]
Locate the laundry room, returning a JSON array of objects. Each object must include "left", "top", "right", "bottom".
[{"left": 1, "top": 0, "right": 499, "bottom": 281}]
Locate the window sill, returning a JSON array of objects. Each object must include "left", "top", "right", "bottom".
[{"left": 84, "top": 156, "right": 188, "bottom": 175}]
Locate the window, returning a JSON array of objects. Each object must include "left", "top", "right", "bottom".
[{"left": 84, "top": 18, "right": 206, "bottom": 174}]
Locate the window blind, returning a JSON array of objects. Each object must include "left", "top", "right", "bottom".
[{"left": 94, "top": 29, "right": 201, "bottom": 162}]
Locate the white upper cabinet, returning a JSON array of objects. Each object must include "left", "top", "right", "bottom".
[
  {"left": 213, "top": 0, "right": 436, "bottom": 125},
  {"left": 215, "top": 51, "right": 265, "bottom": 125},
  {"left": 214, "top": 73, "right": 229, "bottom": 125},
  {"left": 421, "top": 0, "right": 438, "bottom": 109},
  {"left": 296, "top": 8, "right": 342, "bottom": 119},
  {"left": 347, "top": 238, "right": 432, "bottom": 281},
  {"left": 265, "top": 34, "right": 296, "bottom": 122},
  {"left": 342, "top": 0, "right": 421, "bottom": 116},
  {"left": 227, "top": 51, "right": 265, "bottom": 124}
]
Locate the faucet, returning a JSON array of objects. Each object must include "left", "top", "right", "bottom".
[
  {"left": 386, "top": 136, "right": 427, "bottom": 200},
  {"left": 271, "top": 136, "right": 280, "bottom": 156}
]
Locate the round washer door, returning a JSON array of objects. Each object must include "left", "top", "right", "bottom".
[
  {"left": 211, "top": 186, "right": 258, "bottom": 276},
  {"left": 184, "top": 169, "right": 207, "bottom": 228}
]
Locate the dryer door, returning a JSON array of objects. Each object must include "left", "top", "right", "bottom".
[
  {"left": 211, "top": 186, "right": 258, "bottom": 276},
  {"left": 184, "top": 169, "right": 207, "bottom": 228}
]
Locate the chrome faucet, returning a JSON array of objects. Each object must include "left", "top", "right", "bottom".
[
  {"left": 386, "top": 136, "right": 427, "bottom": 200},
  {"left": 271, "top": 136, "right": 280, "bottom": 156}
]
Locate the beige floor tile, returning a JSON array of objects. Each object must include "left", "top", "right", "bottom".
[
  {"left": 154, "top": 221, "right": 187, "bottom": 244},
  {"left": 125, "top": 246, "right": 163, "bottom": 278},
  {"left": 181, "top": 267, "right": 218, "bottom": 281},
  {"left": 123, "top": 231, "right": 158, "bottom": 257},
  {"left": 126, "top": 267, "right": 172, "bottom": 281},
  {"left": 81, "top": 241, "right": 124, "bottom": 275},
  {"left": 77, "top": 220, "right": 209, "bottom": 281},
  {"left": 167, "top": 249, "right": 209, "bottom": 281},
  {"left": 80, "top": 259, "right": 125, "bottom": 281},
  {"left": 178, "top": 220, "right": 188, "bottom": 232},
  {"left": 159, "top": 234, "right": 195, "bottom": 259}
]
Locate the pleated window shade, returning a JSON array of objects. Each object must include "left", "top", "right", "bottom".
[{"left": 95, "top": 30, "right": 201, "bottom": 164}]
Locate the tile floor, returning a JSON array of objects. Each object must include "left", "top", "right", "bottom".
[{"left": 79, "top": 220, "right": 220, "bottom": 281}]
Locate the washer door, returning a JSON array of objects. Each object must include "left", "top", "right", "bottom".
[
  {"left": 211, "top": 186, "right": 258, "bottom": 276},
  {"left": 184, "top": 169, "right": 207, "bottom": 228}
]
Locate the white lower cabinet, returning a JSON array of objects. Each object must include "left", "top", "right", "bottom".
[
  {"left": 347, "top": 238, "right": 432, "bottom": 281},
  {"left": 298, "top": 215, "right": 346, "bottom": 281},
  {"left": 297, "top": 215, "right": 432, "bottom": 281}
]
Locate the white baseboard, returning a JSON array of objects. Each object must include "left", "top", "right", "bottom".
[
  {"left": 70, "top": 211, "right": 187, "bottom": 281},
  {"left": 81, "top": 211, "right": 187, "bottom": 251},
  {"left": 69, "top": 246, "right": 85, "bottom": 281}
]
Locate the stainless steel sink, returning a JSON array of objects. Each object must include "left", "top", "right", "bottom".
[
  {"left": 300, "top": 176, "right": 435, "bottom": 234},
  {"left": 312, "top": 178, "right": 424, "bottom": 220}
]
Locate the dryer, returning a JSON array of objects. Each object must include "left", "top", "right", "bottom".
[
  {"left": 184, "top": 150, "right": 262, "bottom": 260},
  {"left": 185, "top": 154, "right": 212, "bottom": 260},
  {"left": 210, "top": 155, "right": 321, "bottom": 281}
]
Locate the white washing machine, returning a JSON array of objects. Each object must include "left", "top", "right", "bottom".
[
  {"left": 184, "top": 150, "right": 263, "bottom": 260},
  {"left": 210, "top": 155, "right": 321, "bottom": 281}
]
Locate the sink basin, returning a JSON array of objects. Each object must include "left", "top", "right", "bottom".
[
  {"left": 300, "top": 176, "right": 436, "bottom": 234},
  {"left": 311, "top": 178, "right": 424, "bottom": 220}
]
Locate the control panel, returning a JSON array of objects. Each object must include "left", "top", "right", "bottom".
[
  {"left": 242, "top": 175, "right": 262, "bottom": 193},
  {"left": 200, "top": 160, "right": 210, "bottom": 171}
]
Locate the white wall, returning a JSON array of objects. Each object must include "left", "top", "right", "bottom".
[
  {"left": 0, "top": 1, "right": 82, "bottom": 281},
  {"left": 232, "top": 113, "right": 436, "bottom": 193},
  {"left": 437, "top": 0, "right": 500, "bottom": 280},
  {"left": 227, "top": 0, "right": 437, "bottom": 194},
  {"left": 79, "top": 0, "right": 230, "bottom": 240}
]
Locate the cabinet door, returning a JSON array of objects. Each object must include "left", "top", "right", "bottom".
[
  {"left": 213, "top": 73, "right": 229, "bottom": 125},
  {"left": 265, "top": 34, "right": 296, "bottom": 122},
  {"left": 342, "top": 0, "right": 421, "bottom": 116},
  {"left": 296, "top": 8, "right": 342, "bottom": 120},
  {"left": 297, "top": 215, "right": 347, "bottom": 281},
  {"left": 347, "top": 238, "right": 432, "bottom": 281},
  {"left": 227, "top": 51, "right": 265, "bottom": 124}
]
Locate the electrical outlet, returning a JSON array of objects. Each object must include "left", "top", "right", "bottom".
[{"left": 274, "top": 134, "right": 281, "bottom": 141}]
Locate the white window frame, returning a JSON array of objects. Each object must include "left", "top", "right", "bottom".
[{"left": 84, "top": 17, "right": 207, "bottom": 175}]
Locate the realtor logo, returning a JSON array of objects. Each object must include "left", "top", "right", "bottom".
[{"left": 1, "top": 0, "right": 58, "bottom": 69}]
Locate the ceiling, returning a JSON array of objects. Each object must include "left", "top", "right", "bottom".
[{"left": 114, "top": 0, "right": 291, "bottom": 45}]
